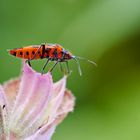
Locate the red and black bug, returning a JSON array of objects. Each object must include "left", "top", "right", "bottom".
[{"left": 9, "top": 43, "right": 96, "bottom": 75}]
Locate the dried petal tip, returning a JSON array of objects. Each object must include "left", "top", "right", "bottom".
[{"left": 0, "top": 62, "right": 75, "bottom": 140}]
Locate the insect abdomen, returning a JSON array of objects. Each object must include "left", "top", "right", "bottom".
[{"left": 10, "top": 46, "right": 43, "bottom": 60}]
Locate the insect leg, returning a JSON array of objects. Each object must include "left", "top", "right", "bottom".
[
  {"left": 65, "top": 61, "right": 70, "bottom": 74},
  {"left": 28, "top": 60, "right": 32, "bottom": 67},
  {"left": 50, "top": 61, "right": 59, "bottom": 73},
  {"left": 41, "top": 58, "right": 50, "bottom": 74},
  {"left": 25, "top": 59, "right": 32, "bottom": 67},
  {"left": 61, "top": 50, "right": 66, "bottom": 61},
  {"left": 31, "top": 44, "right": 45, "bottom": 60},
  {"left": 59, "top": 63, "right": 63, "bottom": 72},
  {"left": 27, "top": 44, "right": 45, "bottom": 67}
]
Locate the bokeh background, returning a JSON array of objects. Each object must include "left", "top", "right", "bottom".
[{"left": 0, "top": 0, "right": 140, "bottom": 140}]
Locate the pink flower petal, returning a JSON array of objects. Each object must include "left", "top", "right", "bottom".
[
  {"left": 0, "top": 86, "right": 9, "bottom": 139},
  {"left": 28, "top": 89, "right": 75, "bottom": 140},
  {"left": 56, "top": 89, "right": 75, "bottom": 122},
  {"left": 9, "top": 63, "right": 53, "bottom": 138},
  {"left": 21, "top": 73, "right": 67, "bottom": 138},
  {"left": 25, "top": 125, "right": 56, "bottom": 140},
  {"left": 3, "top": 78, "right": 20, "bottom": 110},
  {"left": 46, "top": 76, "right": 67, "bottom": 125}
]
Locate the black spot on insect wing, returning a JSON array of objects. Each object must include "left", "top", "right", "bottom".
[
  {"left": 13, "top": 52, "right": 17, "bottom": 56},
  {"left": 44, "top": 48, "right": 51, "bottom": 58},
  {"left": 20, "top": 52, "right": 23, "bottom": 55},
  {"left": 45, "top": 48, "right": 51, "bottom": 54},
  {"left": 32, "top": 51, "right": 35, "bottom": 55},
  {"left": 26, "top": 51, "right": 29, "bottom": 55},
  {"left": 41, "top": 44, "right": 46, "bottom": 59}
]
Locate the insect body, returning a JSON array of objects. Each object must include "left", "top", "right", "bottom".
[
  {"left": 10, "top": 44, "right": 72, "bottom": 61},
  {"left": 9, "top": 43, "right": 96, "bottom": 75}
]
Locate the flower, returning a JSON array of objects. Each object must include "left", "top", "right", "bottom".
[{"left": 0, "top": 62, "right": 75, "bottom": 140}]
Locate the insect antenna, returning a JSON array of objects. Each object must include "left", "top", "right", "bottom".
[
  {"left": 75, "top": 56, "right": 97, "bottom": 67},
  {"left": 72, "top": 55, "right": 97, "bottom": 76}
]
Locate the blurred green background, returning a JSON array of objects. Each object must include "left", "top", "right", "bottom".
[{"left": 0, "top": 0, "right": 140, "bottom": 140}]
